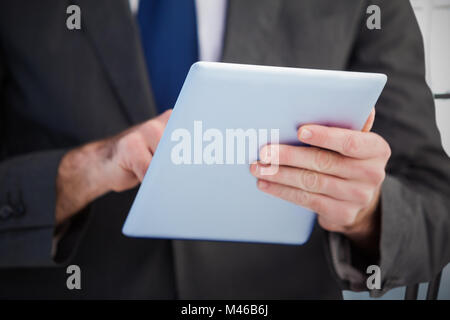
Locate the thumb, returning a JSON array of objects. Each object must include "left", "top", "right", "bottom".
[{"left": 157, "top": 109, "right": 173, "bottom": 126}]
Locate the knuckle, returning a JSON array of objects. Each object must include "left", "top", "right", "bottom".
[
  {"left": 301, "top": 170, "right": 319, "bottom": 191},
  {"left": 370, "top": 168, "right": 386, "bottom": 185},
  {"left": 377, "top": 170, "right": 386, "bottom": 184},
  {"left": 383, "top": 141, "right": 392, "bottom": 159},
  {"left": 119, "top": 132, "right": 142, "bottom": 152},
  {"left": 373, "top": 133, "right": 392, "bottom": 159},
  {"left": 295, "top": 189, "right": 309, "bottom": 206},
  {"left": 353, "top": 186, "right": 372, "bottom": 204},
  {"left": 362, "top": 165, "right": 386, "bottom": 185},
  {"left": 339, "top": 207, "right": 358, "bottom": 226},
  {"left": 140, "top": 158, "right": 151, "bottom": 174},
  {"left": 314, "top": 149, "right": 333, "bottom": 172},
  {"left": 343, "top": 134, "right": 359, "bottom": 155},
  {"left": 132, "top": 158, "right": 145, "bottom": 174}
]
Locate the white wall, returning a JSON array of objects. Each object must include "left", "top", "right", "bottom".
[{"left": 411, "top": 0, "right": 450, "bottom": 155}]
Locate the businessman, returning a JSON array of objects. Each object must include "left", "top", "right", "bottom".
[{"left": 0, "top": 0, "right": 449, "bottom": 299}]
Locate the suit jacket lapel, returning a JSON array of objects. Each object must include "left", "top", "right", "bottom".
[
  {"left": 74, "top": 0, "right": 157, "bottom": 124},
  {"left": 222, "top": 0, "right": 283, "bottom": 65},
  {"left": 74, "top": 0, "right": 282, "bottom": 124}
]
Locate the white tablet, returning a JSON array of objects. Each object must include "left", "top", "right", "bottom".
[{"left": 122, "top": 62, "right": 387, "bottom": 245}]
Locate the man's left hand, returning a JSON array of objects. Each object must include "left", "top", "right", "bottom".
[{"left": 250, "top": 109, "right": 391, "bottom": 252}]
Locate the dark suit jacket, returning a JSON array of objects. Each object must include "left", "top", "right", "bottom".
[{"left": 0, "top": 0, "right": 449, "bottom": 299}]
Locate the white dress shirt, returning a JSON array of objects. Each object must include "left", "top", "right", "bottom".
[{"left": 129, "top": 0, "right": 227, "bottom": 62}]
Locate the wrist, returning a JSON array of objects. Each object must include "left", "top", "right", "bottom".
[{"left": 55, "top": 140, "right": 111, "bottom": 224}]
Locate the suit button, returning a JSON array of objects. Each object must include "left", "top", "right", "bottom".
[{"left": 0, "top": 205, "right": 15, "bottom": 220}]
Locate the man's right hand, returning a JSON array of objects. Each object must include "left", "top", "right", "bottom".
[{"left": 55, "top": 110, "right": 172, "bottom": 225}]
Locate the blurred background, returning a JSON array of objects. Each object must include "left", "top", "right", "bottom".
[{"left": 345, "top": 0, "right": 450, "bottom": 300}]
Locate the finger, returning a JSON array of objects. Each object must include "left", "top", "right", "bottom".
[
  {"left": 131, "top": 150, "right": 152, "bottom": 182},
  {"left": 256, "top": 180, "right": 359, "bottom": 227},
  {"left": 251, "top": 164, "right": 374, "bottom": 204},
  {"left": 297, "top": 125, "right": 388, "bottom": 159},
  {"left": 260, "top": 144, "right": 358, "bottom": 180},
  {"left": 141, "top": 110, "right": 172, "bottom": 152},
  {"left": 119, "top": 133, "right": 153, "bottom": 181},
  {"left": 362, "top": 108, "right": 375, "bottom": 132},
  {"left": 157, "top": 109, "right": 173, "bottom": 125}
]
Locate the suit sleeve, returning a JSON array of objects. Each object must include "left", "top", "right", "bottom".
[
  {"left": 0, "top": 47, "right": 79, "bottom": 268},
  {"left": 329, "top": 0, "right": 450, "bottom": 296}
]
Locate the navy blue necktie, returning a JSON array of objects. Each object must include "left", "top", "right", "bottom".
[{"left": 138, "top": 0, "right": 199, "bottom": 113}]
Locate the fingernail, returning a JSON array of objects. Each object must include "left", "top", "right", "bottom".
[
  {"left": 257, "top": 180, "right": 269, "bottom": 189},
  {"left": 299, "top": 128, "right": 312, "bottom": 141}
]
